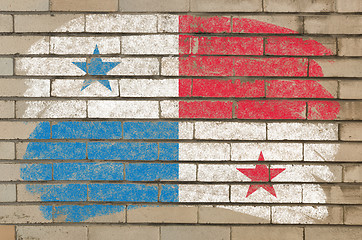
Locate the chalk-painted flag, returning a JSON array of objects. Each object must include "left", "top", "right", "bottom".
[{"left": 14, "top": 15, "right": 341, "bottom": 223}]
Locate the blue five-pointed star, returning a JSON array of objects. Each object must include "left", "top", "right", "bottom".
[{"left": 72, "top": 45, "right": 120, "bottom": 91}]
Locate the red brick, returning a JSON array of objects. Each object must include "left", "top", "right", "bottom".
[
  {"left": 179, "top": 36, "right": 263, "bottom": 55},
  {"left": 266, "top": 80, "right": 335, "bottom": 98},
  {"left": 265, "top": 36, "right": 334, "bottom": 56},
  {"left": 192, "top": 79, "right": 264, "bottom": 98},
  {"left": 179, "top": 101, "right": 233, "bottom": 118},
  {"left": 179, "top": 79, "right": 192, "bottom": 97},
  {"left": 179, "top": 56, "right": 233, "bottom": 76},
  {"left": 236, "top": 100, "right": 306, "bottom": 119},
  {"left": 307, "top": 101, "right": 340, "bottom": 120},
  {"left": 234, "top": 57, "right": 308, "bottom": 77},
  {"left": 179, "top": 15, "right": 231, "bottom": 33},
  {"left": 233, "top": 17, "right": 298, "bottom": 34}
]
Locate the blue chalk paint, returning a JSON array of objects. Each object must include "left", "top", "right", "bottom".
[
  {"left": 21, "top": 121, "right": 181, "bottom": 221},
  {"left": 160, "top": 184, "right": 179, "bottom": 202},
  {"left": 54, "top": 162, "right": 124, "bottom": 180},
  {"left": 88, "top": 142, "right": 158, "bottom": 160},
  {"left": 126, "top": 163, "right": 178, "bottom": 181},
  {"left": 29, "top": 122, "right": 51, "bottom": 139},
  {"left": 23, "top": 142, "right": 86, "bottom": 160},
  {"left": 52, "top": 121, "right": 122, "bottom": 139},
  {"left": 89, "top": 184, "right": 158, "bottom": 202},
  {"left": 127, "top": 204, "right": 150, "bottom": 210},
  {"left": 20, "top": 164, "right": 52, "bottom": 181},
  {"left": 159, "top": 143, "right": 179, "bottom": 160},
  {"left": 26, "top": 184, "right": 87, "bottom": 201},
  {"left": 54, "top": 205, "right": 125, "bottom": 222},
  {"left": 124, "top": 122, "right": 178, "bottom": 139},
  {"left": 72, "top": 45, "right": 120, "bottom": 91},
  {"left": 39, "top": 205, "right": 53, "bottom": 220}
]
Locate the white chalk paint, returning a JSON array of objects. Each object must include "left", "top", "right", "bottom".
[
  {"left": 16, "top": 58, "right": 85, "bottom": 76},
  {"left": 86, "top": 15, "right": 157, "bottom": 33},
  {"left": 50, "top": 37, "right": 120, "bottom": 54},
  {"left": 122, "top": 35, "right": 178, "bottom": 55},
  {"left": 304, "top": 144, "right": 340, "bottom": 161},
  {"left": 179, "top": 185, "right": 229, "bottom": 202},
  {"left": 179, "top": 143, "right": 230, "bottom": 161},
  {"left": 197, "top": 164, "right": 253, "bottom": 182},
  {"left": 161, "top": 57, "right": 179, "bottom": 76},
  {"left": 178, "top": 122, "right": 194, "bottom": 139},
  {"left": 20, "top": 100, "right": 86, "bottom": 118},
  {"left": 160, "top": 101, "right": 179, "bottom": 118},
  {"left": 272, "top": 165, "right": 341, "bottom": 182},
  {"left": 231, "top": 143, "right": 303, "bottom": 161},
  {"left": 158, "top": 15, "right": 179, "bottom": 33},
  {"left": 88, "top": 100, "right": 159, "bottom": 118},
  {"left": 107, "top": 58, "right": 159, "bottom": 75},
  {"left": 24, "top": 79, "right": 50, "bottom": 97},
  {"left": 195, "top": 122, "right": 266, "bottom": 140},
  {"left": 231, "top": 184, "right": 302, "bottom": 203},
  {"left": 119, "top": 79, "right": 178, "bottom": 97},
  {"left": 268, "top": 123, "right": 338, "bottom": 140},
  {"left": 178, "top": 164, "right": 197, "bottom": 181},
  {"left": 272, "top": 206, "right": 329, "bottom": 224},
  {"left": 51, "top": 80, "right": 119, "bottom": 97}
]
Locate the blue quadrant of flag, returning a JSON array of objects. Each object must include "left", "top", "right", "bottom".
[{"left": 21, "top": 121, "right": 180, "bottom": 222}]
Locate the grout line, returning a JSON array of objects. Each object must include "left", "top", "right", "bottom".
[
  {"left": 342, "top": 205, "right": 346, "bottom": 224},
  {"left": 230, "top": 16, "right": 233, "bottom": 33},
  {"left": 303, "top": 227, "right": 306, "bottom": 240},
  {"left": 12, "top": 57, "right": 15, "bottom": 78},
  {"left": 265, "top": 123, "right": 268, "bottom": 141},
  {"left": 86, "top": 225, "right": 89, "bottom": 240},
  {"left": 229, "top": 225, "right": 232, "bottom": 240},
  {"left": 52, "top": 205, "right": 55, "bottom": 223},
  {"left": 15, "top": 183, "right": 18, "bottom": 203},
  {"left": 83, "top": 14, "right": 87, "bottom": 32},
  {"left": 49, "top": 79, "right": 53, "bottom": 97},
  {"left": 125, "top": 205, "right": 128, "bottom": 223},
  {"left": 13, "top": 99, "right": 16, "bottom": 119},
  {"left": 270, "top": 205, "right": 272, "bottom": 224},
  {"left": 11, "top": 14, "right": 14, "bottom": 33},
  {"left": 3, "top": 11, "right": 362, "bottom": 15},
  {"left": 337, "top": 79, "right": 340, "bottom": 99},
  {"left": 85, "top": 100, "right": 89, "bottom": 118}
]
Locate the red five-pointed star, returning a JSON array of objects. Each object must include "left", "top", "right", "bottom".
[{"left": 237, "top": 151, "right": 285, "bottom": 198}]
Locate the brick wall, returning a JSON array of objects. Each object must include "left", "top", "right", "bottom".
[{"left": 0, "top": 0, "right": 361, "bottom": 240}]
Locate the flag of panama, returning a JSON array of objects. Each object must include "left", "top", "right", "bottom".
[{"left": 14, "top": 15, "right": 341, "bottom": 224}]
